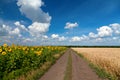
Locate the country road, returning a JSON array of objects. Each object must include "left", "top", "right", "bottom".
[{"left": 39, "top": 49, "right": 101, "bottom": 80}]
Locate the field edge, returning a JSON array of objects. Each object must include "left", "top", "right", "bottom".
[
  {"left": 16, "top": 49, "right": 67, "bottom": 80},
  {"left": 72, "top": 49, "right": 118, "bottom": 80}
]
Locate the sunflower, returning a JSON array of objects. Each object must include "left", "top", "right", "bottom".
[
  {"left": 8, "top": 48, "right": 12, "bottom": 52},
  {"left": 0, "top": 48, "right": 2, "bottom": 53},
  {"left": 2, "top": 51, "right": 7, "bottom": 55},
  {"left": 3, "top": 43, "right": 8, "bottom": 47}
]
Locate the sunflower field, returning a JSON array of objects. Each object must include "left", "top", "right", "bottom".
[{"left": 0, "top": 43, "right": 66, "bottom": 80}]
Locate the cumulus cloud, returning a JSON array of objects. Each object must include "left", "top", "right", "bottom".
[
  {"left": 51, "top": 34, "right": 66, "bottom": 41},
  {"left": 14, "top": 21, "right": 28, "bottom": 31},
  {"left": 0, "top": 24, "right": 22, "bottom": 37},
  {"left": 58, "top": 36, "right": 66, "bottom": 41},
  {"left": 64, "top": 22, "right": 78, "bottom": 29},
  {"left": 88, "top": 24, "right": 119, "bottom": 39},
  {"left": 70, "top": 35, "right": 89, "bottom": 42},
  {"left": 17, "top": 0, "right": 51, "bottom": 37},
  {"left": 14, "top": 21, "right": 50, "bottom": 37},
  {"left": 28, "top": 22, "right": 50, "bottom": 37},
  {"left": 51, "top": 34, "right": 59, "bottom": 39},
  {"left": 110, "top": 23, "right": 120, "bottom": 35},
  {"left": 9, "top": 28, "right": 21, "bottom": 37},
  {"left": 113, "top": 37, "right": 119, "bottom": 40},
  {"left": 17, "top": 0, "right": 51, "bottom": 23},
  {"left": 97, "top": 26, "right": 113, "bottom": 37},
  {"left": 82, "top": 35, "right": 89, "bottom": 40},
  {"left": 86, "top": 23, "right": 120, "bottom": 44},
  {"left": 17, "top": 0, "right": 44, "bottom": 9},
  {"left": 89, "top": 32, "right": 98, "bottom": 38},
  {"left": 71, "top": 36, "right": 81, "bottom": 42},
  {"left": 23, "top": 38, "right": 33, "bottom": 43},
  {"left": 43, "top": 35, "right": 48, "bottom": 39},
  {"left": 0, "top": 24, "right": 10, "bottom": 36},
  {"left": 95, "top": 38, "right": 103, "bottom": 42},
  {"left": 0, "top": 0, "right": 52, "bottom": 45}
]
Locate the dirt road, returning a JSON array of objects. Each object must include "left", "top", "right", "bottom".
[{"left": 39, "top": 49, "right": 101, "bottom": 80}]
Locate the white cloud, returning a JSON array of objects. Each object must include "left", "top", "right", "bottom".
[
  {"left": 0, "top": 24, "right": 11, "bottom": 36},
  {"left": 64, "top": 22, "right": 78, "bottom": 29},
  {"left": 70, "top": 35, "right": 89, "bottom": 42},
  {"left": 2, "top": 0, "right": 52, "bottom": 45},
  {"left": 17, "top": 0, "right": 51, "bottom": 37},
  {"left": 0, "top": 24, "right": 22, "bottom": 37},
  {"left": 17, "top": 0, "right": 51, "bottom": 23},
  {"left": 14, "top": 21, "right": 28, "bottom": 31},
  {"left": 88, "top": 24, "right": 120, "bottom": 39},
  {"left": 17, "top": 0, "right": 44, "bottom": 9},
  {"left": 9, "top": 28, "right": 21, "bottom": 37},
  {"left": 51, "top": 34, "right": 66, "bottom": 41},
  {"left": 43, "top": 35, "right": 48, "bottom": 39},
  {"left": 86, "top": 23, "right": 120, "bottom": 44},
  {"left": 110, "top": 23, "right": 120, "bottom": 35},
  {"left": 51, "top": 34, "right": 59, "bottom": 39},
  {"left": 1, "top": 18, "right": 120, "bottom": 45},
  {"left": 59, "top": 36, "right": 66, "bottom": 41},
  {"left": 89, "top": 32, "right": 98, "bottom": 38},
  {"left": 23, "top": 38, "right": 33, "bottom": 43},
  {"left": 14, "top": 21, "right": 50, "bottom": 37},
  {"left": 28, "top": 22, "right": 50, "bottom": 37},
  {"left": 82, "top": 35, "right": 89, "bottom": 40},
  {"left": 97, "top": 26, "right": 113, "bottom": 37},
  {"left": 0, "top": 21, "right": 50, "bottom": 44},
  {"left": 113, "top": 37, "right": 119, "bottom": 40},
  {"left": 71, "top": 36, "right": 81, "bottom": 42},
  {"left": 95, "top": 38, "right": 103, "bottom": 42}
]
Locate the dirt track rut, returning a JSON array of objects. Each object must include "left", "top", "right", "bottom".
[{"left": 39, "top": 49, "right": 101, "bottom": 80}]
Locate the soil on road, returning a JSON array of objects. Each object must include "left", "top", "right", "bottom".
[{"left": 39, "top": 49, "right": 101, "bottom": 80}]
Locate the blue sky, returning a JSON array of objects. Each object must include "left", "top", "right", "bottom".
[{"left": 0, "top": 0, "right": 120, "bottom": 45}]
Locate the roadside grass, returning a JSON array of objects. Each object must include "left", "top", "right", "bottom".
[
  {"left": 17, "top": 61, "right": 52, "bottom": 80},
  {"left": 64, "top": 53, "right": 72, "bottom": 80},
  {"left": 73, "top": 51, "right": 118, "bottom": 80},
  {"left": 89, "top": 63, "right": 117, "bottom": 80}
]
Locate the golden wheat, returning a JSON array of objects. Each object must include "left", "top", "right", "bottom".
[{"left": 72, "top": 48, "right": 120, "bottom": 78}]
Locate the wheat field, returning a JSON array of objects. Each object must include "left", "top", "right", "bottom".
[{"left": 72, "top": 48, "right": 120, "bottom": 78}]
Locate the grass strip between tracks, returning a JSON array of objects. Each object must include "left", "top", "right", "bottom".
[{"left": 64, "top": 53, "right": 72, "bottom": 80}]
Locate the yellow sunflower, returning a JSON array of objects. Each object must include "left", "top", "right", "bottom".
[{"left": 2, "top": 51, "right": 7, "bottom": 55}]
